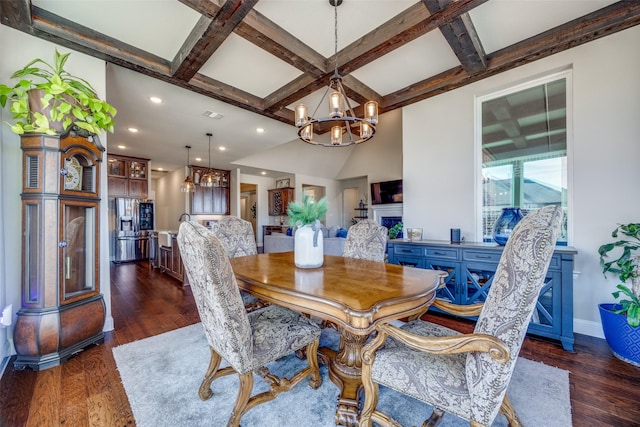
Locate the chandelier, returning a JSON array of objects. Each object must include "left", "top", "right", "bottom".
[
  {"left": 200, "top": 132, "right": 216, "bottom": 187},
  {"left": 294, "top": 0, "right": 378, "bottom": 147},
  {"left": 180, "top": 145, "right": 195, "bottom": 193}
]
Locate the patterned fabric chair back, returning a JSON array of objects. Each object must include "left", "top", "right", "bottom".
[
  {"left": 177, "top": 221, "right": 253, "bottom": 372},
  {"left": 210, "top": 216, "right": 257, "bottom": 258},
  {"left": 467, "top": 205, "right": 563, "bottom": 425},
  {"left": 343, "top": 219, "right": 388, "bottom": 262}
]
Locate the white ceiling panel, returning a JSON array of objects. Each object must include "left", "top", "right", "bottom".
[
  {"left": 350, "top": 30, "right": 460, "bottom": 96},
  {"left": 470, "top": 0, "right": 618, "bottom": 54},
  {"left": 198, "top": 33, "right": 303, "bottom": 98},
  {"left": 32, "top": 0, "right": 201, "bottom": 59},
  {"left": 254, "top": 0, "right": 416, "bottom": 57}
]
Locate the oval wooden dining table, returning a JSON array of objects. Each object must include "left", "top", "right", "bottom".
[{"left": 230, "top": 252, "right": 446, "bottom": 427}]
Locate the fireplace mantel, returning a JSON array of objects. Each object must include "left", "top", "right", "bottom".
[{"left": 372, "top": 204, "right": 403, "bottom": 224}]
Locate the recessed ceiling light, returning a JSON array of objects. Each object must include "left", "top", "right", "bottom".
[
  {"left": 219, "top": 146, "right": 226, "bottom": 151},
  {"left": 195, "top": 157, "right": 202, "bottom": 162},
  {"left": 256, "top": 127, "right": 265, "bottom": 133},
  {"left": 118, "top": 145, "right": 126, "bottom": 149},
  {"left": 149, "top": 96, "right": 162, "bottom": 104},
  {"left": 157, "top": 167, "right": 164, "bottom": 171},
  {"left": 128, "top": 127, "right": 138, "bottom": 133},
  {"left": 261, "top": 171, "right": 266, "bottom": 175}
]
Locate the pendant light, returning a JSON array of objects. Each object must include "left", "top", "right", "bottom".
[
  {"left": 180, "top": 145, "right": 195, "bottom": 193},
  {"left": 200, "top": 132, "right": 216, "bottom": 188}
]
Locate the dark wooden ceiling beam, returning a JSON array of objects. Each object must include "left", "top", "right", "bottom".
[
  {"left": 383, "top": 1, "right": 640, "bottom": 111},
  {"left": 0, "top": 0, "right": 32, "bottom": 31},
  {"left": 423, "top": 0, "right": 487, "bottom": 74},
  {"left": 237, "top": 9, "right": 327, "bottom": 77},
  {"left": 181, "top": 0, "right": 327, "bottom": 76},
  {"left": 30, "top": 6, "right": 172, "bottom": 75},
  {"left": 341, "top": 75, "right": 384, "bottom": 107},
  {"left": 171, "top": 0, "right": 259, "bottom": 81},
  {"left": 7, "top": 4, "right": 273, "bottom": 118},
  {"left": 264, "top": 0, "right": 488, "bottom": 114},
  {"left": 335, "top": 0, "right": 489, "bottom": 75}
]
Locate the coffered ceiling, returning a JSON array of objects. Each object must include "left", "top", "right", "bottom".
[{"left": 1, "top": 0, "right": 639, "bottom": 177}]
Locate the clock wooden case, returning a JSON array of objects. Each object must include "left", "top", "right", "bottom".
[{"left": 14, "top": 130, "right": 105, "bottom": 370}]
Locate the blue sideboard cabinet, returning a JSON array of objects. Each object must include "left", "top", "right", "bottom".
[{"left": 387, "top": 240, "right": 577, "bottom": 351}]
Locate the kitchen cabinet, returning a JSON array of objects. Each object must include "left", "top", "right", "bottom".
[
  {"left": 14, "top": 130, "right": 105, "bottom": 370},
  {"left": 158, "top": 234, "right": 186, "bottom": 283},
  {"left": 190, "top": 167, "right": 230, "bottom": 215},
  {"left": 107, "top": 154, "right": 149, "bottom": 198},
  {"left": 268, "top": 187, "right": 294, "bottom": 216},
  {"left": 387, "top": 240, "right": 577, "bottom": 351}
]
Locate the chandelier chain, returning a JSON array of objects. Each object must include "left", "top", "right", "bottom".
[{"left": 334, "top": 1, "right": 338, "bottom": 76}]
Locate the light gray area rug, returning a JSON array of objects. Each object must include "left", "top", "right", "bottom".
[{"left": 113, "top": 324, "right": 572, "bottom": 427}]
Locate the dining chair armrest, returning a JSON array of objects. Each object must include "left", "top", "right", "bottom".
[
  {"left": 432, "top": 299, "right": 484, "bottom": 317},
  {"left": 376, "top": 323, "right": 510, "bottom": 363}
]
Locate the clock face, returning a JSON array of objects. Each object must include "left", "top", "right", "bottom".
[{"left": 64, "top": 157, "right": 83, "bottom": 191}]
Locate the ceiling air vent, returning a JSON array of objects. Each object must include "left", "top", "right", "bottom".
[{"left": 202, "top": 111, "right": 224, "bottom": 119}]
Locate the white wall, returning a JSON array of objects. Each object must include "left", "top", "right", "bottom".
[
  {"left": 0, "top": 25, "right": 114, "bottom": 363},
  {"left": 293, "top": 174, "right": 342, "bottom": 227},
  {"left": 336, "top": 108, "right": 403, "bottom": 182},
  {"left": 239, "top": 172, "right": 279, "bottom": 247},
  {"left": 155, "top": 167, "right": 190, "bottom": 230},
  {"left": 402, "top": 26, "right": 640, "bottom": 337}
]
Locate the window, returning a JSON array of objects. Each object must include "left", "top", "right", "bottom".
[{"left": 477, "top": 71, "right": 571, "bottom": 244}]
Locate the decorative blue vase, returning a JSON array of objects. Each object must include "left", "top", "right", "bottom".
[
  {"left": 492, "top": 207, "right": 524, "bottom": 245},
  {"left": 599, "top": 303, "right": 640, "bottom": 367}
]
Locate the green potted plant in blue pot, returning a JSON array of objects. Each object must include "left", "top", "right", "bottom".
[{"left": 598, "top": 222, "right": 640, "bottom": 366}]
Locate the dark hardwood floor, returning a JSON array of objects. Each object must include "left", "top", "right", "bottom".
[{"left": 1, "top": 261, "right": 639, "bottom": 426}]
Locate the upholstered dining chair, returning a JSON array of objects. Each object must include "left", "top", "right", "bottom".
[
  {"left": 210, "top": 216, "right": 265, "bottom": 310},
  {"left": 343, "top": 219, "right": 388, "bottom": 262},
  {"left": 177, "top": 221, "right": 322, "bottom": 427},
  {"left": 359, "top": 205, "right": 563, "bottom": 427}
]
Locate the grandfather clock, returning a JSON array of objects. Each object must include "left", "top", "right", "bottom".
[{"left": 14, "top": 129, "right": 105, "bottom": 370}]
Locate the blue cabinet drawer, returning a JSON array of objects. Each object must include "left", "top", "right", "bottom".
[
  {"left": 425, "top": 247, "right": 458, "bottom": 260},
  {"left": 463, "top": 250, "right": 501, "bottom": 263},
  {"left": 393, "top": 245, "right": 425, "bottom": 257}
]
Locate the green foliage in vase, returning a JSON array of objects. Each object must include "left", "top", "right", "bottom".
[
  {"left": 599, "top": 223, "right": 640, "bottom": 327},
  {"left": 287, "top": 196, "right": 328, "bottom": 227},
  {"left": 0, "top": 49, "right": 117, "bottom": 135},
  {"left": 388, "top": 222, "right": 403, "bottom": 239}
]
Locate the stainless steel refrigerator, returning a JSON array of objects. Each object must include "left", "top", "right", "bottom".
[{"left": 113, "top": 198, "right": 154, "bottom": 262}]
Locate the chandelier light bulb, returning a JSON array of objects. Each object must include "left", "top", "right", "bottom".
[
  {"left": 300, "top": 124, "right": 313, "bottom": 141},
  {"left": 361, "top": 122, "right": 373, "bottom": 139},
  {"left": 295, "top": 104, "right": 308, "bottom": 127},
  {"left": 365, "top": 101, "right": 378, "bottom": 124},
  {"left": 329, "top": 90, "right": 343, "bottom": 118},
  {"left": 331, "top": 126, "right": 342, "bottom": 145}
]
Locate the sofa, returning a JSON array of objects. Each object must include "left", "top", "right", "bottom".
[{"left": 263, "top": 229, "right": 346, "bottom": 256}]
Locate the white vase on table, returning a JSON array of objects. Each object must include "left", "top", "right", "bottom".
[{"left": 294, "top": 223, "right": 324, "bottom": 268}]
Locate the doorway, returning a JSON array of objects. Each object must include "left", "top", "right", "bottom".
[{"left": 240, "top": 183, "right": 257, "bottom": 236}]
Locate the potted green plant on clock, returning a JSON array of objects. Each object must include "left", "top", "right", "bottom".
[
  {"left": 0, "top": 49, "right": 117, "bottom": 136},
  {"left": 598, "top": 222, "right": 640, "bottom": 366}
]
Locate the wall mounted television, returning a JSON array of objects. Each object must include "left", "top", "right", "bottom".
[{"left": 371, "top": 179, "right": 403, "bottom": 205}]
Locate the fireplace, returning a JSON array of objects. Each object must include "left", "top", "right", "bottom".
[
  {"left": 372, "top": 203, "right": 403, "bottom": 230},
  {"left": 381, "top": 216, "right": 402, "bottom": 229}
]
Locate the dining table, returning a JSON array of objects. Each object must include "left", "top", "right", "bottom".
[{"left": 230, "top": 252, "right": 447, "bottom": 427}]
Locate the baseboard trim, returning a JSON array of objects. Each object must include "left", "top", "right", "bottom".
[
  {"left": 103, "top": 315, "right": 115, "bottom": 332},
  {"left": 574, "top": 318, "right": 604, "bottom": 339}
]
